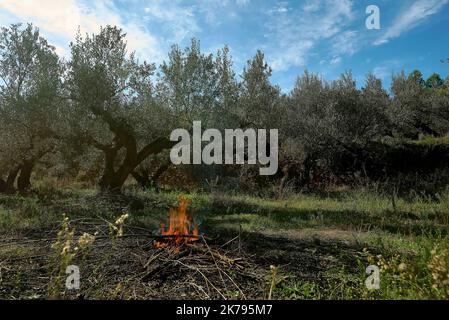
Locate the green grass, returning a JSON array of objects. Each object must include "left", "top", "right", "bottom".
[
  {"left": 0, "top": 185, "right": 448, "bottom": 300},
  {"left": 1, "top": 186, "right": 448, "bottom": 250},
  {"left": 411, "top": 134, "right": 449, "bottom": 146}
]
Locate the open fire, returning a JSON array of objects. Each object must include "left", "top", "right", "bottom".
[{"left": 154, "top": 197, "right": 199, "bottom": 250}]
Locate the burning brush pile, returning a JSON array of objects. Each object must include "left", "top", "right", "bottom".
[
  {"left": 154, "top": 197, "right": 199, "bottom": 250},
  {"left": 141, "top": 197, "right": 265, "bottom": 299},
  {"left": 0, "top": 196, "right": 268, "bottom": 299}
]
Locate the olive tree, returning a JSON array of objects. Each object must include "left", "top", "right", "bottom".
[
  {"left": 141, "top": 40, "right": 241, "bottom": 188},
  {"left": 0, "top": 24, "right": 62, "bottom": 192},
  {"left": 285, "top": 71, "right": 391, "bottom": 186},
  {"left": 238, "top": 50, "right": 281, "bottom": 129},
  {"left": 67, "top": 26, "right": 173, "bottom": 192},
  {"left": 391, "top": 70, "right": 449, "bottom": 138},
  {"left": 158, "top": 39, "right": 239, "bottom": 129}
]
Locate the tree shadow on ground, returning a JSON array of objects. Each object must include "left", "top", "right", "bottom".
[{"left": 200, "top": 198, "right": 448, "bottom": 238}]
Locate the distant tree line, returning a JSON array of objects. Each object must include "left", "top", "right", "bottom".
[{"left": 1, "top": 24, "right": 449, "bottom": 195}]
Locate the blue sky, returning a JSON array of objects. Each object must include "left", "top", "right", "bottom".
[{"left": 1, "top": 0, "right": 448, "bottom": 91}]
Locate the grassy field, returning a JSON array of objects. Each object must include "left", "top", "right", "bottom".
[{"left": 0, "top": 184, "right": 448, "bottom": 300}]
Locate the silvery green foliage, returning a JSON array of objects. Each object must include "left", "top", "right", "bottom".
[
  {"left": 1, "top": 21, "right": 448, "bottom": 192},
  {"left": 159, "top": 39, "right": 240, "bottom": 131},
  {"left": 239, "top": 50, "right": 281, "bottom": 130},
  {"left": 444, "top": 77, "right": 449, "bottom": 90},
  {"left": 67, "top": 25, "right": 160, "bottom": 146},
  {"left": 0, "top": 24, "right": 62, "bottom": 189},
  {"left": 66, "top": 25, "right": 178, "bottom": 191},
  {"left": 285, "top": 71, "right": 389, "bottom": 161},
  {"left": 391, "top": 70, "right": 449, "bottom": 138}
]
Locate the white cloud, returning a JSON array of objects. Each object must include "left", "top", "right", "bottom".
[
  {"left": 264, "top": 0, "right": 355, "bottom": 71},
  {"left": 270, "top": 41, "right": 314, "bottom": 71},
  {"left": 0, "top": 0, "right": 165, "bottom": 63},
  {"left": 326, "top": 30, "right": 361, "bottom": 65},
  {"left": 236, "top": 0, "right": 250, "bottom": 6},
  {"left": 372, "top": 60, "right": 402, "bottom": 80},
  {"left": 330, "top": 56, "right": 342, "bottom": 65},
  {"left": 268, "top": 2, "right": 290, "bottom": 15},
  {"left": 144, "top": 1, "right": 200, "bottom": 43},
  {"left": 302, "top": 0, "right": 322, "bottom": 13},
  {"left": 195, "top": 0, "right": 249, "bottom": 26},
  {"left": 332, "top": 31, "right": 359, "bottom": 56},
  {"left": 372, "top": 66, "right": 390, "bottom": 80},
  {"left": 375, "top": 0, "right": 449, "bottom": 45}
]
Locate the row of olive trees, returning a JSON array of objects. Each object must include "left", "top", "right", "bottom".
[
  {"left": 0, "top": 24, "right": 272, "bottom": 193},
  {"left": 0, "top": 24, "right": 63, "bottom": 193},
  {"left": 282, "top": 68, "right": 449, "bottom": 185},
  {"left": 0, "top": 24, "right": 173, "bottom": 193},
  {"left": 0, "top": 23, "right": 448, "bottom": 193}
]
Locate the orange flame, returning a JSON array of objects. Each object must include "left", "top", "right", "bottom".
[{"left": 154, "top": 197, "right": 199, "bottom": 249}]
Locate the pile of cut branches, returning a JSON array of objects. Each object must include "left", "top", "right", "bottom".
[
  {"left": 140, "top": 236, "right": 265, "bottom": 299},
  {"left": 0, "top": 219, "right": 268, "bottom": 300}
]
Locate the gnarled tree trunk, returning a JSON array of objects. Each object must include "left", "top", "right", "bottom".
[
  {"left": 6, "top": 166, "right": 20, "bottom": 189},
  {"left": 86, "top": 105, "right": 175, "bottom": 194},
  {"left": 0, "top": 165, "right": 22, "bottom": 194},
  {"left": 17, "top": 160, "right": 34, "bottom": 192},
  {"left": 0, "top": 179, "right": 7, "bottom": 193},
  {"left": 132, "top": 163, "right": 170, "bottom": 191},
  {"left": 97, "top": 137, "right": 174, "bottom": 193}
]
